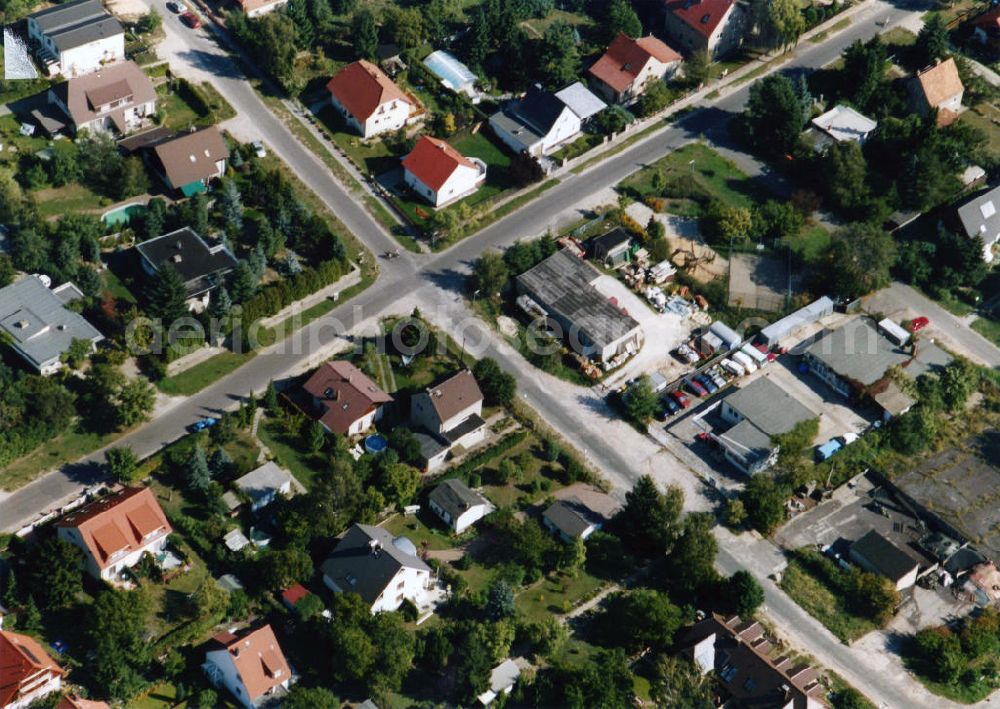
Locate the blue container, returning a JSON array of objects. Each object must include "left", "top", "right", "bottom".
[{"left": 365, "top": 434, "right": 388, "bottom": 454}]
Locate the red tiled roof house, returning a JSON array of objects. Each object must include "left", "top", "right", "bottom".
[
  {"left": 908, "top": 58, "right": 964, "bottom": 127},
  {"left": 202, "top": 625, "right": 292, "bottom": 708},
  {"left": 588, "top": 33, "right": 682, "bottom": 105},
  {"left": 236, "top": 0, "right": 287, "bottom": 18},
  {"left": 57, "top": 696, "right": 111, "bottom": 709},
  {"left": 326, "top": 60, "right": 414, "bottom": 140},
  {"left": 56, "top": 487, "right": 172, "bottom": 583},
  {"left": 0, "top": 629, "right": 65, "bottom": 709},
  {"left": 302, "top": 360, "right": 394, "bottom": 436},
  {"left": 401, "top": 136, "right": 487, "bottom": 208},
  {"left": 663, "top": 0, "right": 748, "bottom": 60}
]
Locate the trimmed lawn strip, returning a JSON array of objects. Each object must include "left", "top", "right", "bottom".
[
  {"left": 381, "top": 513, "right": 459, "bottom": 552},
  {"left": 779, "top": 550, "right": 878, "bottom": 643},
  {"left": 571, "top": 120, "right": 668, "bottom": 175},
  {"left": 0, "top": 427, "right": 118, "bottom": 491},
  {"left": 448, "top": 179, "right": 559, "bottom": 245},
  {"left": 971, "top": 316, "right": 1000, "bottom": 348},
  {"left": 516, "top": 570, "right": 606, "bottom": 623},
  {"left": 156, "top": 351, "right": 256, "bottom": 396},
  {"left": 32, "top": 182, "right": 107, "bottom": 218}
]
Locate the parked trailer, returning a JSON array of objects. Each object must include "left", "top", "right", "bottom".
[
  {"left": 740, "top": 343, "right": 768, "bottom": 367},
  {"left": 720, "top": 358, "right": 745, "bottom": 377},
  {"left": 731, "top": 350, "right": 758, "bottom": 373}
]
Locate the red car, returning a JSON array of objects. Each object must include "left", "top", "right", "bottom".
[
  {"left": 670, "top": 390, "right": 691, "bottom": 409},
  {"left": 685, "top": 378, "right": 707, "bottom": 397},
  {"left": 909, "top": 316, "right": 930, "bottom": 333},
  {"left": 180, "top": 11, "right": 201, "bottom": 28}
]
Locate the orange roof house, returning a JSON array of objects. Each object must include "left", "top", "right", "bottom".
[
  {"left": 588, "top": 33, "right": 682, "bottom": 104},
  {"left": 401, "top": 136, "right": 486, "bottom": 208},
  {"left": 203, "top": 625, "right": 292, "bottom": 708},
  {"left": 663, "top": 0, "right": 749, "bottom": 59},
  {"left": 236, "top": 0, "right": 287, "bottom": 17},
  {"left": 909, "top": 58, "right": 964, "bottom": 126},
  {"left": 326, "top": 60, "right": 414, "bottom": 139},
  {"left": 302, "top": 360, "right": 394, "bottom": 436},
  {"left": 57, "top": 695, "right": 111, "bottom": 709},
  {"left": 0, "top": 630, "right": 65, "bottom": 709},
  {"left": 56, "top": 487, "right": 172, "bottom": 583}
]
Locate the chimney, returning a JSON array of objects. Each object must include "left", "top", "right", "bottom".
[{"left": 369, "top": 539, "right": 382, "bottom": 556}]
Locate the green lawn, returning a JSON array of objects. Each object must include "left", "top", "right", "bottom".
[
  {"left": 0, "top": 426, "right": 118, "bottom": 491},
  {"left": 197, "top": 81, "right": 237, "bottom": 121},
  {"left": 255, "top": 417, "right": 325, "bottom": 489},
  {"left": 786, "top": 224, "right": 831, "bottom": 264},
  {"left": 450, "top": 130, "right": 512, "bottom": 171},
  {"left": 156, "top": 83, "right": 203, "bottom": 131},
  {"left": 618, "top": 142, "right": 763, "bottom": 216},
  {"left": 960, "top": 104, "right": 1000, "bottom": 153},
  {"left": 971, "top": 316, "right": 1000, "bottom": 348},
  {"left": 31, "top": 182, "right": 107, "bottom": 218},
  {"left": 101, "top": 266, "right": 138, "bottom": 303},
  {"left": 552, "top": 133, "right": 604, "bottom": 162},
  {"left": 156, "top": 351, "right": 256, "bottom": 397},
  {"left": 128, "top": 683, "right": 189, "bottom": 709},
  {"left": 780, "top": 550, "right": 878, "bottom": 643},
  {"left": 317, "top": 105, "right": 400, "bottom": 176},
  {"left": 516, "top": 570, "right": 606, "bottom": 623},
  {"left": 381, "top": 512, "right": 460, "bottom": 551}
]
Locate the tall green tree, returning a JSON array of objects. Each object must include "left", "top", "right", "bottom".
[
  {"left": 664, "top": 511, "right": 719, "bottom": 594},
  {"left": 117, "top": 379, "right": 156, "bottom": 428},
  {"left": 472, "top": 251, "right": 509, "bottom": 298},
  {"left": 615, "top": 475, "right": 683, "bottom": 556},
  {"left": 145, "top": 263, "right": 189, "bottom": 324},
  {"left": 538, "top": 20, "right": 579, "bottom": 88},
  {"left": 822, "top": 141, "right": 870, "bottom": 214},
  {"left": 353, "top": 10, "right": 379, "bottom": 60},
  {"left": 89, "top": 588, "right": 153, "bottom": 699},
  {"left": 592, "top": 589, "right": 684, "bottom": 652},
  {"left": 605, "top": 0, "right": 641, "bottom": 40},
  {"left": 742, "top": 74, "right": 805, "bottom": 157},
  {"left": 29, "top": 538, "right": 83, "bottom": 609},
  {"left": 841, "top": 37, "right": 888, "bottom": 112},
  {"left": 185, "top": 444, "right": 212, "bottom": 493},
  {"left": 650, "top": 655, "right": 716, "bottom": 709},
  {"left": 622, "top": 375, "right": 659, "bottom": 424},
  {"left": 741, "top": 474, "right": 788, "bottom": 535},
  {"left": 915, "top": 14, "right": 949, "bottom": 67},
  {"left": 823, "top": 223, "right": 897, "bottom": 297},
  {"left": 106, "top": 446, "right": 140, "bottom": 483}
]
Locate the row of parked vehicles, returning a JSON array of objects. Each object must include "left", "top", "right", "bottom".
[{"left": 658, "top": 339, "right": 777, "bottom": 419}]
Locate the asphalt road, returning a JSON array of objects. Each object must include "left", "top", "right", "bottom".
[{"left": 2, "top": 2, "right": 974, "bottom": 705}]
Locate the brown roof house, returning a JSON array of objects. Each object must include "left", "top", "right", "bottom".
[
  {"left": 677, "top": 614, "right": 829, "bottom": 708},
  {"left": 56, "top": 487, "right": 172, "bottom": 584},
  {"left": 909, "top": 58, "right": 964, "bottom": 126},
  {"left": 410, "top": 370, "right": 488, "bottom": 469},
  {"left": 663, "top": 0, "right": 749, "bottom": 60},
  {"left": 401, "top": 135, "right": 487, "bottom": 208},
  {"left": 47, "top": 60, "right": 155, "bottom": 136},
  {"left": 326, "top": 60, "right": 415, "bottom": 139},
  {"left": 57, "top": 696, "right": 111, "bottom": 709},
  {"left": 302, "top": 360, "right": 394, "bottom": 437},
  {"left": 588, "top": 33, "right": 682, "bottom": 105},
  {"left": 0, "top": 630, "right": 65, "bottom": 709},
  {"left": 202, "top": 625, "right": 293, "bottom": 708},
  {"left": 150, "top": 126, "right": 229, "bottom": 197}
]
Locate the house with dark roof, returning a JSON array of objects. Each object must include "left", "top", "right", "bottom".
[
  {"left": 0, "top": 630, "right": 65, "bottom": 709},
  {"left": 803, "top": 317, "right": 953, "bottom": 419},
  {"left": 0, "top": 275, "right": 103, "bottom": 375},
  {"left": 588, "top": 227, "right": 634, "bottom": 267},
  {"left": 56, "top": 487, "right": 172, "bottom": 583},
  {"left": 663, "top": 0, "right": 749, "bottom": 59},
  {"left": 149, "top": 126, "right": 229, "bottom": 197},
  {"left": 850, "top": 530, "right": 920, "bottom": 590},
  {"left": 543, "top": 498, "right": 606, "bottom": 542},
  {"left": 326, "top": 60, "right": 415, "bottom": 139},
  {"left": 677, "top": 614, "right": 829, "bottom": 708},
  {"left": 588, "top": 32, "right": 682, "bottom": 105},
  {"left": 47, "top": 59, "right": 155, "bottom": 135},
  {"left": 956, "top": 183, "right": 1000, "bottom": 263},
  {"left": 428, "top": 478, "right": 494, "bottom": 534},
  {"left": 203, "top": 625, "right": 293, "bottom": 708},
  {"left": 489, "top": 83, "right": 604, "bottom": 157},
  {"left": 410, "top": 370, "right": 488, "bottom": 459},
  {"left": 302, "top": 360, "right": 394, "bottom": 436},
  {"left": 321, "top": 524, "right": 432, "bottom": 614},
  {"left": 516, "top": 249, "right": 643, "bottom": 363},
  {"left": 908, "top": 58, "right": 964, "bottom": 127},
  {"left": 26, "top": 0, "right": 124, "bottom": 77},
  {"left": 135, "top": 228, "right": 238, "bottom": 312},
  {"left": 716, "top": 376, "right": 818, "bottom": 475},
  {"left": 401, "top": 136, "right": 486, "bottom": 208}
]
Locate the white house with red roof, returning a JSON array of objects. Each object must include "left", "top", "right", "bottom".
[
  {"left": 0, "top": 630, "right": 65, "bottom": 709},
  {"left": 663, "top": 0, "right": 748, "bottom": 59},
  {"left": 588, "top": 33, "right": 682, "bottom": 105},
  {"left": 236, "top": 0, "right": 287, "bottom": 17},
  {"left": 302, "top": 360, "right": 394, "bottom": 436},
  {"left": 401, "top": 136, "right": 487, "bottom": 207},
  {"left": 203, "top": 625, "right": 293, "bottom": 708},
  {"left": 56, "top": 487, "right": 172, "bottom": 583},
  {"left": 326, "top": 60, "right": 415, "bottom": 139}
]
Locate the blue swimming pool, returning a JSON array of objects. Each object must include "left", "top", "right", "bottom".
[{"left": 102, "top": 203, "right": 147, "bottom": 226}]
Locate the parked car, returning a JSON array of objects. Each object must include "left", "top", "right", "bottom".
[
  {"left": 166, "top": 1, "right": 183, "bottom": 11},
  {"left": 685, "top": 378, "right": 707, "bottom": 397},
  {"left": 252, "top": 140, "right": 267, "bottom": 158},
  {"left": 708, "top": 369, "right": 727, "bottom": 389},
  {"left": 190, "top": 417, "right": 217, "bottom": 432},
  {"left": 180, "top": 11, "right": 201, "bottom": 27},
  {"left": 663, "top": 395, "right": 681, "bottom": 415},
  {"left": 909, "top": 316, "right": 930, "bottom": 333},
  {"left": 670, "top": 390, "right": 691, "bottom": 408},
  {"left": 695, "top": 373, "right": 718, "bottom": 394}
]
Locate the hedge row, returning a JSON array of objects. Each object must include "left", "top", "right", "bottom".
[
  {"left": 445, "top": 431, "right": 528, "bottom": 484},
  {"left": 175, "top": 78, "right": 212, "bottom": 118},
  {"left": 239, "top": 258, "right": 347, "bottom": 328}
]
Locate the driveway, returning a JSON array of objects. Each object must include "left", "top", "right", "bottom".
[{"left": 864, "top": 282, "right": 1000, "bottom": 369}]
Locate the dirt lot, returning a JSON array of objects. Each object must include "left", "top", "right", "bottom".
[{"left": 728, "top": 253, "right": 806, "bottom": 312}]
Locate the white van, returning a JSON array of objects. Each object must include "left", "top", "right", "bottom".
[
  {"left": 732, "top": 350, "right": 758, "bottom": 374},
  {"left": 740, "top": 343, "right": 768, "bottom": 367},
  {"left": 720, "top": 358, "right": 745, "bottom": 377}
]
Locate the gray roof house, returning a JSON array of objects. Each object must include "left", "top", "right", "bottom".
[
  {"left": 803, "top": 317, "right": 953, "bottom": 419},
  {"left": 517, "top": 249, "right": 643, "bottom": 364},
  {"left": 428, "top": 479, "right": 494, "bottom": 534},
  {"left": 956, "top": 184, "right": 1000, "bottom": 263},
  {"left": 26, "top": 0, "right": 124, "bottom": 77},
  {"left": 543, "top": 498, "right": 605, "bottom": 542},
  {"left": 849, "top": 529, "right": 920, "bottom": 591},
  {"left": 0, "top": 276, "right": 103, "bottom": 375},
  {"left": 233, "top": 461, "right": 300, "bottom": 513},
  {"left": 717, "top": 377, "right": 817, "bottom": 475},
  {"left": 321, "top": 524, "right": 432, "bottom": 614},
  {"left": 135, "top": 228, "right": 238, "bottom": 311}
]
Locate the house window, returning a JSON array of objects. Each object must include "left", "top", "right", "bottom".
[{"left": 397, "top": 581, "right": 405, "bottom": 590}]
